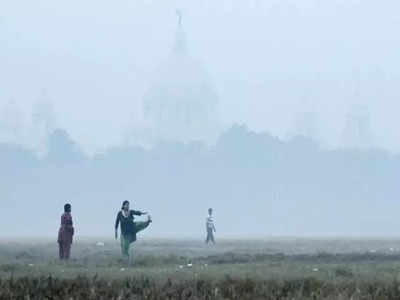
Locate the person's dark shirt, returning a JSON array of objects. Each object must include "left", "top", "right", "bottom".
[{"left": 115, "top": 210, "right": 143, "bottom": 235}]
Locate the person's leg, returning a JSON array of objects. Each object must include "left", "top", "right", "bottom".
[
  {"left": 210, "top": 231, "right": 215, "bottom": 244},
  {"left": 123, "top": 221, "right": 151, "bottom": 260},
  {"left": 64, "top": 243, "right": 71, "bottom": 260},
  {"left": 205, "top": 230, "right": 211, "bottom": 244},
  {"left": 134, "top": 220, "right": 151, "bottom": 235},
  {"left": 120, "top": 234, "right": 130, "bottom": 257}
]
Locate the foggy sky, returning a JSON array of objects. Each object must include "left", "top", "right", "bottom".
[{"left": 1, "top": 0, "right": 400, "bottom": 154}]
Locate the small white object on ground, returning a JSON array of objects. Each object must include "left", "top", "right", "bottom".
[
  {"left": 120, "top": 268, "right": 125, "bottom": 272},
  {"left": 96, "top": 242, "right": 105, "bottom": 247},
  {"left": 179, "top": 265, "right": 184, "bottom": 269},
  {"left": 187, "top": 263, "right": 193, "bottom": 267},
  {"left": 369, "top": 250, "right": 377, "bottom": 253},
  {"left": 28, "top": 264, "right": 34, "bottom": 267},
  {"left": 313, "top": 268, "right": 319, "bottom": 272}
]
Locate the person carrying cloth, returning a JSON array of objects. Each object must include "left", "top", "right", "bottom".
[{"left": 115, "top": 200, "right": 152, "bottom": 258}]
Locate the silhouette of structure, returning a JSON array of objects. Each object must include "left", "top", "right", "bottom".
[{"left": 141, "top": 11, "right": 219, "bottom": 144}]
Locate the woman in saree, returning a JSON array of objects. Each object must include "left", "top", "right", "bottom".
[{"left": 57, "top": 203, "right": 74, "bottom": 260}]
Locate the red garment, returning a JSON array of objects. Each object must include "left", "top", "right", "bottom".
[{"left": 57, "top": 213, "right": 74, "bottom": 245}]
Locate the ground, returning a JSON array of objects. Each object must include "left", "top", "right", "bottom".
[{"left": 1, "top": 238, "right": 400, "bottom": 299}]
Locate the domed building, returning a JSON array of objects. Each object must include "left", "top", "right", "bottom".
[{"left": 141, "top": 11, "right": 219, "bottom": 144}]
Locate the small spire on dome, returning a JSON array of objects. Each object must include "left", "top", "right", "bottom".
[
  {"left": 174, "top": 9, "right": 187, "bottom": 54},
  {"left": 176, "top": 9, "right": 183, "bottom": 28}
]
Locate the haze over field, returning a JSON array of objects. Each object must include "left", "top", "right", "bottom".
[{"left": 0, "top": 0, "right": 399, "bottom": 238}]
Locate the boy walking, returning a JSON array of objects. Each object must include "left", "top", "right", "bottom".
[{"left": 205, "top": 208, "right": 216, "bottom": 244}]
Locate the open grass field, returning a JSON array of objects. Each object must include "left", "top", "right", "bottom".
[{"left": 2, "top": 238, "right": 400, "bottom": 299}]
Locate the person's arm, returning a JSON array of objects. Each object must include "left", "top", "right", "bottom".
[
  {"left": 115, "top": 212, "right": 120, "bottom": 239},
  {"left": 66, "top": 216, "right": 74, "bottom": 235},
  {"left": 57, "top": 216, "right": 63, "bottom": 243},
  {"left": 69, "top": 216, "right": 75, "bottom": 242},
  {"left": 61, "top": 214, "right": 66, "bottom": 226},
  {"left": 132, "top": 210, "right": 147, "bottom": 216}
]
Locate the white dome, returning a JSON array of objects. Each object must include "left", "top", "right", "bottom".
[{"left": 142, "top": 17, "right": 219, "bottom": 144}]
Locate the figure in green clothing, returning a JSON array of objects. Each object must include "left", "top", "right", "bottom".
[{"left": 115, "top": 200, "right": 152, "bottom": 258}]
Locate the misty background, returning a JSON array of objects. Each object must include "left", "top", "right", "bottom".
[{"left": 0, "top": 0, "right": 399, "bottom": 238}]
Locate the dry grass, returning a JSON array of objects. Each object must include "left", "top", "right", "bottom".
[
  {"left": 2, "top": 276, "right": 400, "bottom": 299},
  {"left": 1, "top": 238, "right": 400, "bottom": 299}
]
